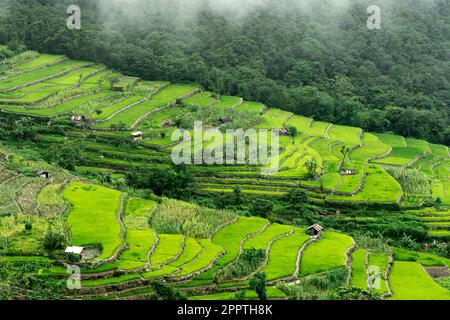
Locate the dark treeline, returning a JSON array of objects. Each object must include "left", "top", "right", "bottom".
[{"left": 0, "top": 0, "right": 449, "bottom": 145}]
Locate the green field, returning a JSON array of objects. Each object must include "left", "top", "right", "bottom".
[
  {"left": 263, "top": 228, "right": 309, "bottom": 280},
  {"left": 95, "top": 85, "right": 197, "bottom": 128},
  {"left": 389, "top": 262, "right": 450, "bottom": 300},
  {"left": 64, "top": 182, "right": 122, "bottom": 260},
  {"left": 300, "top": 232, "right": 353, "bottom": 276}
]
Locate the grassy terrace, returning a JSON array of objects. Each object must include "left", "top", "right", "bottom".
[
  {"left": 299, "top": 232, "right": 353, "bottom": 276},
  {"left": 194, "top": 217, "right": 267, "bottom": 280},
  {"left": 285, "top": 115, "right": 312, "bottom": 133},
  {"left": 262, "top": 228, "right": 309, "bottom": 281},
  {"left": 389, "top": 262, "right": 450, "bottom": 300},
  {"left": 328, "top": 165, "right": 402, "bottom": 203},
  {"left": 175, "top": 239, "right": 223, "bottom": 277},
  {"left": 90, "top": 95, "right": 144, "bottom": 120},
  {"left": 243, "top": 223, "right": 293, "bottom": 251},
  {"left": 2, "top": 91, "right": 116, "bottom": 116},
  {"left": 367, "top": 253, "right": 389, "bottom": 294},
  {"left": 13, "top": 54, "right": 65, "bottom": 71},
  {"left": 328, "top": 125, "right": 361, "bottom": 147},
  {"left": 94, "top": 85, "right": 197, "bottom": 128},
  {"left": 0, "top": 60, "right": 89, "bottom": 90},
  {"left": 351, "top": 249, "right": 367, "bottom": 289},
  {"left": 212, "top": 95, "right": 241, "bottom": 109},
  {"left": 149, "top": 234, "right": 184, "bottom": 268},
  {"left": 253, "top": 108, "right": 292, "bottom": 129},
  {"left": 352, "top": 133, "right": 390, "bottom": 162},
  {"left": 375, "top": 133, "right": 407, "bottom": 148},
  {"left": 64, "top": 182, "right": 122, "bottom": 260}
]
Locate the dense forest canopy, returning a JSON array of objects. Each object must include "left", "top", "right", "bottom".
[{"left": 0, "top": 0, "right": 449, "bottom": 145}]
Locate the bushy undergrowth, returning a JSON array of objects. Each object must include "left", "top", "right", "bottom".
[
  {"left": 387, "top": 167, "right": 431, "bottom": 196},
  {"left": 151, "top": 198, "right": 236, "bottom": 238},
  {"left": 217, "top": 249, "right": 265, "bottom": 281}
]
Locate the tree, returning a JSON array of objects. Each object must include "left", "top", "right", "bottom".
[
  {"left": 151, "top": 281, "right": 186, "bottom": 300},
  {"left": 44, "top": 143, "right": 82, "bottom": 171},
  {"left": 43, "top": 222, "right": 70, "bottom": 251},
  {"left": 286, "top": 126, "right": 298, "bottom": 137},
  {"left": 11, "top": 117, "right": 36, "bottom": 140},
  {"left": 304, "top": 157, "right": 319, "bottom": 179},
  {"left": 249, "top": 272, "right": 267, "bottom": 301},
  {"left": 282, "top": 188, "right": 309, "bottom": 218},
  {"left": 249, "top": 199, "right": 273, "bottom": 218}
]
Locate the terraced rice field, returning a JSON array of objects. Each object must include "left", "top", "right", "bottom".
[
  {"left": 389, "top": 262, "right": 450, "bottom": 300},
  {"left": 63, "top": 182, "right": 123, "bottom": 260},
  {"left": 299, "top": 232, "right": 353, "bottom": 276},
  {"left": 94, "top": 85, "right": 197, "bottom": 128},
  {"left": 263, "top": 228, "right": 309, "bottom": 280},
  {"left": 0, "top": 59, "right": 89, "bottom": 91},
  {"left": 351, "top": 249, "right": 368, "bottom": 289}
]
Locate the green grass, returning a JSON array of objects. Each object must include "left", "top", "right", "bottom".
[
  {"left": 149, "top": 234, "right": 184, "bottom": 268},
  {"left": 388, "top": 261, "right": 450, "bottom": 300},
  {"left": 138, "top": 107, "right": 182, "bottom": 129},
  {"left": 117, "top": 230, "right": 156, "bottom": 270},
  {"left": 429, "top": 144, "right": 448, "bottom": 157},
  {"left": 0, "top": 60, "right": 89, "bottom": 90},
  {"left": 285, "top": 115, "right": 312, "bottom": 133},
  {"left": 352, "top": 133, "right": 390, "bottom": 162},
  {"left": 392, "top": 247, "right": 450, "bottom": 267},
  {"left": 367, "top": 253, "right": 389, "bottom": 294},
  {"left": 328, "top": 166, "right": 402, "bottom": 203},
  {"left": 372, "top": 147, "right": 423, "bottom": 166},
  {"left": 82, "top": 272, "right": 142, "bottom": 287},
  {"left": 263, "top": 228, "right": 309, "bottom": 280},
  {"left": 91, "top": 95, "right": 145, "bottom": 120},
  {"left": 300, "top": 232, "right": 353, "bottom": 276},
  {"left": 375, "top": 133, "right": 407, "bottom": 148},
  {"left": 124, "top": 197, "right": 156, "bottom": 220},
  {"left": 253, "top": 108, "right": 292, "bottom": 129},
  {"left": 306, "top": 121, "right": 329, "bottom": 137},
  {"left": 308, "top": 138, "right": 341, "bottom": 162},
  {"left": 169, "top": 238, "right": 203, "bottom": 268},
  {"left": 405, "top": 138, "right": 431, "bottom": 153},
  {"left": 14, "top": 54, "right": 65, "bottom": 70},
  {"left": 212, "top": 217, "right": 268, "bottom": 267},
  {"left": 64, "top": 182, "right": 122, "bottom": 260},
  {"left": 328, "top": 125, "right": 361, "bottom": 147},
  {"left": 188, "top": 287, "right": 285, "bottom": 300},
  {"left": 351, "top": 249, "right": 367, "bottom": 289},
  {"left": 95, "top": 85, "right": 197, "bottom": 128},
  {"left": 243, "top": 223, "right": 292, "bottom": 250},
  {"left": 2, "top": 91, "right": 115, "bottom": 116},
  {"left": 37, "top": 183, "right": 64, "bottom": 206},
  {"left": 176, "top": 239, "right": 223, "bottom": 277},
  {"left": 212, "top": 96, "right": 241, "bottom": 109},
  {"left": 235, "top": 101, "right": 265, "bottom": 113}
]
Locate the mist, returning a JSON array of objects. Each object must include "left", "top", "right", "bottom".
[{"left": 97, "top": 0, "right": 357, "bottom": 25}]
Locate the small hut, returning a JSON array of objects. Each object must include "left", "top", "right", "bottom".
[
  {"left": 71, "top": 115, "right": 83, "bottom": 122},
  {"left": 306, "top": 224, "right": 323, "bottom": 237},
  {"left": 131, "top": 131, "right": 143, "bottom": 141},
  {"left": 278, "top": 128, "right": 288, "bottom": 136},
  {"left": 340, "top": 169, "right": 356, "bottom": 176},
  {"left": 65, "top": 246, "right": 85, "bottom": 259},
  {"left": 36, "top": 170, "right": 50, "bottom": 179}
]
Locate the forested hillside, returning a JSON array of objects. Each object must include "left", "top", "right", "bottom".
[{"left": 0, "top": 0, "right": 449, "bottom": 145}]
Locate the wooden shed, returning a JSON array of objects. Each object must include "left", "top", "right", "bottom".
[{"left": 306, "top": 224, "right": 323, "bottom": 236}]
